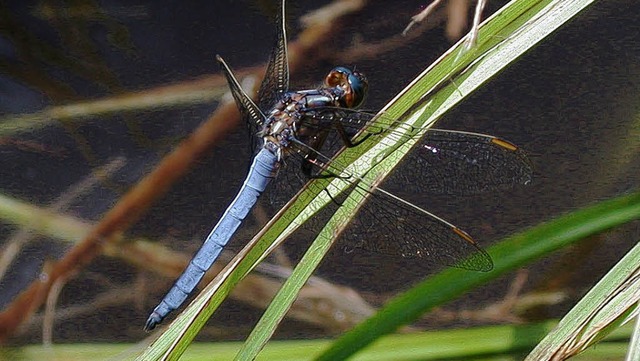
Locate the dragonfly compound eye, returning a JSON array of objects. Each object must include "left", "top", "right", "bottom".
[{"left": 325, "top": 66, "right": 369, "bottom": 108}]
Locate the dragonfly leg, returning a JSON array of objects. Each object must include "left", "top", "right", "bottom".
[
  {"left": 323, "top": 188, "right": 345, "bottom": 206},
  {"left": 347, "top": 133, "right": 373, "bottom": 147},
  {"left": 332, "top": 119, "right": 367, "bottom": 147}
]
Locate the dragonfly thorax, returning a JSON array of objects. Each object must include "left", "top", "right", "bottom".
[
  {"left": 262, "top": 89, "right": 340, "bottom": 150},
  {"left": 261, "top": 67, "right": 368, "bottom": 157}
]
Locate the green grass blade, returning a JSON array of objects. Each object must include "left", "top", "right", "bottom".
[
  {"left": 2, "top": 320, "right": 635, "bottom": 360},
  {"left": 525, "top": 241, "right": 640, "bottom": 360},
  {"left": 628, "top": 311, "right": 640, "bottom": 361},
  {"left": 317, "top": 190, "right": 640, "bottom": 360}
]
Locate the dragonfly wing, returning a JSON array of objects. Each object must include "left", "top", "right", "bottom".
[
  {"left": 257, "top": 0, "right": 289, "bottom": 112},
  {"left": 274, "top": 141, "right": 493, "bottom": 272},
  {"left": 263, "top": 129, "right": 345, "bottom": 210},
  {"left": 264, "top": 154, "right": 308, "bottom": 209},
  {"left": 299, "top": 107, "right": 386, "bottom": 142},
  {"left": 299, "top": 108, "right": 532, "bottom": 194},
  {"left": 263, "top": 112, "right": 530, "bottom": 271},
  {"left": 260, "top": 130, "right": 495, "bottom": 271},
  {"left": 341, "top": 184, "right": 493, "bottom": 271},
  {"left": 388, "top": 129, "right": 533, "bottom": 195},
  {"left": 216, "top": 55, "right": 266, "bottom": 133}
]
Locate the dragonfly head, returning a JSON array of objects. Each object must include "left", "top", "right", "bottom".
[{"left": 325, "top": 66, "right": 368, "bottom": 108}]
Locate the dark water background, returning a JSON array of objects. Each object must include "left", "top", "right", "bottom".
[{"left": 0, "top": 0, "right": 638, "bottom": 344}]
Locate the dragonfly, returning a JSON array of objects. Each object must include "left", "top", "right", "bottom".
[{"left": 144, "top": 0, "right": 532, "bottom": 331}]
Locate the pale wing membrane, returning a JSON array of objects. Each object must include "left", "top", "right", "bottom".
[
  {"left": 216, "top": 55, "right": 266, "bottom": 130},
  {"left": 265, "top": 153, "right": 309, "bottom": 208},
  {"left": 299, "top": 107, "right": 389, "bottom": 142},
  {"left": 264, "top": 109, "right": 531, "bottom": 272},
  {"left": 341, "top": 185, "right": 493, "bottom": 271},
  {"left": 298, "top": 108, "right": 532, "bottom": 194},
  {"left": 257, "top": 0, "right": 289, "bottom": 113},
  {"left": 284, "top": 141, "right": 493, "bottom": 272},
  {"left": 388, "top": 129, "right": 533, "bottom": 195},
  {"left": 250, "top": 0, "right": 288, "bottom": 156}
]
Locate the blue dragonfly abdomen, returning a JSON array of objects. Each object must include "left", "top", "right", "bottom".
[
  {"left": 145, "top": 147, "right": 278, "bottom": 329},
  {"left": 144, "top": 36, "right": 368, "bottom": 330}
]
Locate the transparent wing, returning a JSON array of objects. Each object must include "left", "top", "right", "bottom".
[
  {"left": 282, "top": 140, "right": 494, "bottom": 271},
  {"left": 389, "top": 129, "right": 533, "bottom": 195},
  {"left": 342, "top": 185, "right": 493, "bottom": 271},
  {"left": 298, "top": 107, "right": 389, "bottom": 142},
  {"left": 257, "top": 0, "right": 289, "bottom": 113},
  {"left": 263, "top": 107, "right": 532, "bottom": 271},
  {"left": 297, "top": 107, "right": 533, "bottom": 195},
  {"left": 216, "top": 55, "right": 266, "bottom": 131}
]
